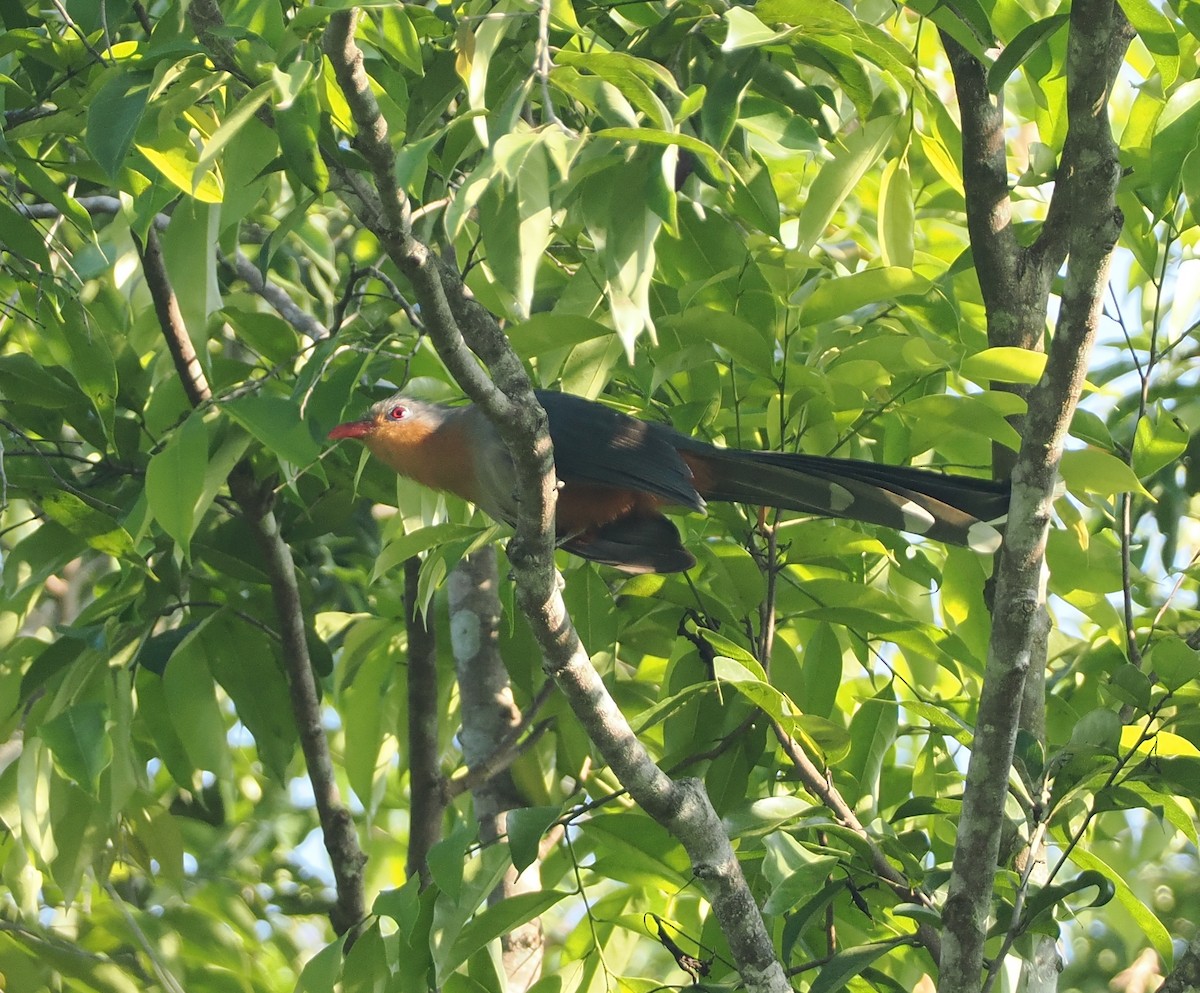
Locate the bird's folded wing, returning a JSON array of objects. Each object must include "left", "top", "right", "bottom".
[{"left": 536, "top": 391, "right": 705, "bottom": 511}]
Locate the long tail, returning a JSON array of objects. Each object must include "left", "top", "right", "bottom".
[{"left": 695, "top": 448, "right": 1009, "bottom": 552}]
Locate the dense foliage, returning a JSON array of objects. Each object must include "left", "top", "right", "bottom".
[{"left": 0, "top": 1, "right": 1197, "bottom": 991}]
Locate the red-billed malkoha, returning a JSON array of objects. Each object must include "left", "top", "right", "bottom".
[{"left": 328, "top": 390, "right": 1009, "bottom": 574}]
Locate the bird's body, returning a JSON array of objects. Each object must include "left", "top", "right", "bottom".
[{"left": 329, "top": 390, "right": 1009, "bottom": 573}]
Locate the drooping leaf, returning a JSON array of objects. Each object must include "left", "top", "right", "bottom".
[
  {"left": 444, "top": 890, "right": 571, "bottom": 976},
  {"left": 38, "top": 702, "right": 111, "bottom": 795},
  {"left": 146, "top": 412, "right": 209, "bottom": 558},
  {"left": 794, "top": 115, "right": 899, "bottom": 256},
  {"left": 987, "top": 14, "right": 1070, "bottom": 94},
  {"left": 86, "top": 66, "right": 151, "bottom": 178},
  {"left": 223, "top": 394, "right": 321, "bottom": 468}
]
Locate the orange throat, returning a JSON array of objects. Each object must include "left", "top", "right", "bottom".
[{"left": 364, "top": 416, "right": 481, "bottom": 505}]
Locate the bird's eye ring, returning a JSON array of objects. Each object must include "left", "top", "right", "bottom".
[{"left": 388, "top": 405, "right": 408, "bottom": 421}]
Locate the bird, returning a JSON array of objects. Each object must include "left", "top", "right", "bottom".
[{"left": 328, "top": 389, "right": 1010, "bottom": 574}]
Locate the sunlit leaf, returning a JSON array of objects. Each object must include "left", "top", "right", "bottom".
[
  {"left": 38, "top": 492, "right": 139, "bottom": 563},
  {"left": 1060, "top": 447, "right": 1152, "bottom": 498},
  {"left": 1132, "top": 410, "right": 1189, "bottom": 478},
  {"left": 795, "top": 115, "right": 898, "bottom": 256},
  {"left": 960, "top": 346, "right": 1048, "bottom": 385}
]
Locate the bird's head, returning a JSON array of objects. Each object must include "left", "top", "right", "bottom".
[
  {"left": 328, "top": 394, "right": 456, "bottom": 472},
  {"left": 328, "top": 394, "right": 471, "bottom": 494},
  {"left": 328, "top": 395, "right": 443, "bottom": 442}
]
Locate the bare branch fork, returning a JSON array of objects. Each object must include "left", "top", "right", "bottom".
[
  {"left": 938, "top": 0, "right": 1134, "bottom": 986},
  {"left": 321, "top": 9, "right": 791, "bottom": 992}
]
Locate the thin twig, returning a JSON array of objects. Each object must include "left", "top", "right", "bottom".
[{"left": 136, "top": 187, "right": 367, "bottom": 937}]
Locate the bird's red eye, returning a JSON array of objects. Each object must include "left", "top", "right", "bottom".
[{"left": 388, "top": 405, "right": 408, "bottom": 421}]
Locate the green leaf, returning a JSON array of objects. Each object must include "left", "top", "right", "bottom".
[
  {"left": 877, "top": 157, "right": 913, "bottom": 268},
  {"left": 0, "top": 200, "right": 52, "bottom": 270},
  {"left": 987, "top": 14, "right": 1070, "bottom": 94},
  {"left": 845, "top": 682, "right": 898, "bottom": 809},
  {"left": 0, "top": 353, "right": 81, "bottom": 407},
  {"left": 800, "top": 267, "right": 930, "bottom": 324},
  {"left": 1132, "top": 409, "right": 1189, "bottom": 478},
  {"left": 1117, "top": 0, "right": 1180, "bottom": 87},
  {"left": 795, "top": 115, "right": 899, "bottom": 256},
  {"left": 86, "top": 66, "right": 151, "bottom": 178},
  {"left": 275, "top": 70, "right": 329, "bottom": 194},
  {"left": 513, "top": 137, "right": 553, "bottom": 316},
  {"left": 593, "top": 127, "right": 732, "bottom": 183},
  {"left": 195, "top": 80, "right": 274, "bottom": 193},
  {"left": 580, "top": 813, "right": 691, "bottom": 886},
  {"left": 555, "top": 50, "right": 677, "bottom": 127},
  {"left": 506, "top": 314, "right": 613, "bottom": 360},
  {"left": 903, "top": 0, "right": 993, "bottom": 55},
  {"left": 223, "top": 394, "right": 321, "bottom": 468},
  {"left": 137, "top": 128, "right": 224, "bottom": 203},
  {"left": 134, "top": 667, "right": 194, "bottom": 787},
  {"left": 800, "top": 622, "right": 843, "bottom": 720},
  {"left": 431, "top": 844, "right": 513, "bottom": 981},
  {"left": 427, "top": 825, "right": 473, "bottom": 902},
  {"left": 807, "top": 938, "right": 913, "bottom": 993},
  {"left": 1066, "top": 845, "right": 1173, "bottom": 964},
  {"left": 1069, "top": 709, "right": 1122, "bottom": 755},
  {"left": 506, "top": 806, "right": 562, "bottom": 873},
  {"left": 755, "top": 0, "right": 863, "bottom": 34},
  {"left": 164, "top": 622, "right": 231, "bottom": 777},
  {"left": 762, "top": 831, "right": 840, "bottom": 914},
  {"left": 146, "top": 412, "right": 209, "bottom": 559},
  {"left": 722, "top": 6, "right": 785, "bottom": 49},
  {"left": 1106, "top": 664, "right": 1153, "bottom": 712},
  {"left": 1182, "top": 141, "right": 1200, "bottom": 227},
  {"left": 38, "top": 492, "right": 139, "bottom": 563},
  {"left": 295, "top": 937, "right": 344, "bottom": 993},
  {"left": 204, "top": 616, "right": 296, "bottom": 783},
  {"left": 341, "top": 920, "right": 388, "bottom": 993},
  {"left": 46, "top": 303, "right": 118, "bottom": 443},
  {"left": 381, "top": 7, "right": 424, "bottom": 74},
  {"left": 1145, "top": 637, "right": 1200, "bottom": 692},
  {"left": 562, "top": 565, "right": 617, "bottom": 656},
  {"left": 39, "top": 701, "right": 111, "bottom": 795},
  {"left": 445, "top": 891, "right": 571, "bottom": 975},
  {"left": 223, "top": 308, "right": 301, "bottom": 365},
  {"left": 1059, "top": 447, "right": 1152, "bottom": 498},
  {"left": 1149, "top": 78, "right": 1200, "bottom": 212},
  {"left": 659, "top": 308, "right": 774, "bottom": 376},
  {"left": 1014, "top": 869, "right": 1115, "bottom": 934},
  {"left": 1108, "top": 780, "right": 1199, "bottom": 846},
  {"left": 373, "top": 877, "right": 421, "bottom": 925},
  {"left": 960, "top": 346, "right": 1048, "bottom": 385},
  {"left": 373, "top": 523, "right": 492, "bottom": 582},
  {"left": 710, "top": 655, "right": 850, "bottom": 758},
  {"left": 340, "top": 633, "right": 394, "bottom": 808}
]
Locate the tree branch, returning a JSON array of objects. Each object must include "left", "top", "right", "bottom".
[
  {"left": 320, "top": 11, "right": 790, "bottom": 991},
  {"left": 136, "top": 218, "right": 367, "bottom": 937},
  {"left": 772, "top": 722, "right": 942, "bottom": 961},
  {"left": 939, "top": 1, "right": 1132, "bottom": 985},
  {"left": 941, "top": 37, "right": 1031, "bottom": 349},
  {"left": 1160, "top": 932, "right": 1200, "bottom": 993},
  {"left": 405, "top": 556, "right": 442, "bottom": 886},
  {"left": 220, "top": 251, "right": 330, "bottom": 341},
  {"left": 450, "top": 547, "right": 545, "bottom": 989}
]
